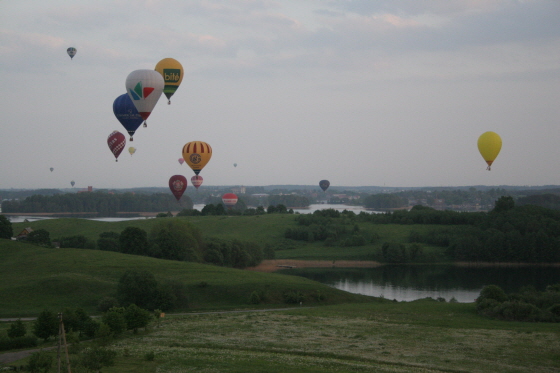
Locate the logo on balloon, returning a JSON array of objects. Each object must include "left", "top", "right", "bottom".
[
  {"left": 163, "top": 69, "right": 181, "bottom": 83},
  {"left": 129, "top": 81, "right": 155, "bottom": 100},
  {"left": 172, "top": 180, "right": 184, "bottom": 191},
  {"left": 189, "top": 153, "right": 201, "bottom": 164}
]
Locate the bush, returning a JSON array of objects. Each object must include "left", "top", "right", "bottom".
[
  {"left": 477, "top": 285, "right": 508, "bottom": 304},
  {"left": 0, "top": 335, "right": 38, "bottom": 351},
  {"left": 27, "top": 229, "right": 51, "bottom": 247},
  {"left": 33, "top": 310, "right": 58, "bottom": 341},
  {"left": 27, "top": 349, "right": 53, "bottom": 373},
  {"left": 102, "top": 308, "right": 127, "bottom": 335},
  {"left": 0, "top": 214, "right": 13, "bottom": 239},
  {"left": 7, "top": 319, "right": 26, "bottom": 338},
  {"left": 283, "top": 290, "right": 305, "bottom": 304},
  {"left": 249, "top": 291, "right": 261, "bottom": 304}
]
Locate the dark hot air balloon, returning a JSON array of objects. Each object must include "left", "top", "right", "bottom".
[
  {"left": 113, "top": 93, "right": 144, "bottom": 141},
  {"left": 169, "top": 175, "right": 188, "bottom": 201},
  {"left": 107, "top": 130, "right": 126, "bottom": 162},
  {"left": 319, "top": 180, "right": 330, "bottom": 192}
]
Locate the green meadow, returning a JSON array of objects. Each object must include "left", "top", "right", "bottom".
[{"left": 2, "top": 215, "right": 560, "bottom": 372}]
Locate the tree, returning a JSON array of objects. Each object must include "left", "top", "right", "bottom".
[
  {"left": 33, "top": 310, "right": 58, "bottom": 341},
  {"left": 8, "top": 318, "right": 26, "bottom": 338},
  {"left": 27, "top": 349, "right": 53, "bottom": 373},
  {"left": 102, "top": 308, "right": 127, "bottom": 335},
  {"left": 149, "top": 219, "right": 203, "bottom": 261},
  {"left": 78, "top": 346, "right": 117, "bottom": 373},
  {"left": 124, "top": 304, "right": 152, "bottom": 333},
  {"left": 117, "top": 270, "right": 159, "bottom": 310},
  {"left": 27, "top": 229, "right": 51, "bottom": 247},
  {"left": 119, "top": 227, "right": 148, "bottom": 255},
  {"left": 0, "top": 215, "right": 13, "bottom": 239},
  {"left": 97, "top": 231, "right": 120, "bottom": 252},
  {"left": 493, "top": 196, "right": 515, "bottom": 213}
]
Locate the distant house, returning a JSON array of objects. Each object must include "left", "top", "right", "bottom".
[{"left": 15, "top": 227, "right": 33, "bottom": 240}]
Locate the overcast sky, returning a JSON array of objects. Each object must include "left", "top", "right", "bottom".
[{"left": 1, "top": 0, "right": 559, "bottom": 190}]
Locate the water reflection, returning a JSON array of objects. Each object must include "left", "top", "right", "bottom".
[{"left": 282, "top": 265, "right": 560, "bottom": 303}]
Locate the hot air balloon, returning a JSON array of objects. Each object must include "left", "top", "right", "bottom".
[
  {"left": 169, "top": 175, "right": 187, "bottom": 201},
  {"left": 107, "top": 130, "right": 126, "bottom": 162},
  {"left": 113, "top": 93, "right": 144, "bottom": 141},
  {"left": 233, "top": 163, "right": 237, "bottom": 167},
  {"left": 319, "top": 180, "right": 330, "bottom": 192},
  {"left": 125, "top": 70, "right": 164, "bottom": 127},
  {"left": 67, "top": 47, "right": 77, "bottom": 60},
  {"left": 50, "top": 167, "right": 54, "bottom": 172},
  {"left": 70, "top": 180, "right": 75, "bottom": 187},
  {"left": 182, "top": 141, "right": 212, "bottom": 175},
  {"left": 178, "top": 158, "right": 184, "bottom": 165},
  {"left": 191, "top": 175, "right": 203, "bottom": 190},
  {"left": 155, "top": 58, "right": 183, "bottom": 104},
  {"left": 222, "top": 193, "right": 238, "bottom": 209},
  {"left": 129, "top": 147, "right": 136, "bottom": 156},
  {"left": 477, "top": 131, "right": 502, "bottom": 170}
]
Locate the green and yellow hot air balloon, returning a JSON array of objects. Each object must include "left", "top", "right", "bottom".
[
  {"left": 155, "top": 58, "right": 183, "bottom": 104},
  {"left": 477, "top": 131, "right": 502, "bottom": 170}
]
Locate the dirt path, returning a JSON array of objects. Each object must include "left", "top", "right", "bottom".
[
  {"left": 246, "top": 259, "right": 381, "bottom": 272},
  {"left": 0, "top": 346, "right": 57, "bottom": 365}
]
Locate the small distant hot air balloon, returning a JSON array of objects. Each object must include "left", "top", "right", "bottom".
[
  {"left": 125, "top": 69, "right": 164, "bottom": 127},
  {"left": 50, "top": 167, "right": 54, "bottom": 172},
  {"left": 191, "top": 175, "right": 203, "bottom": 190},
  {"left": 169, "top": 175, "right": 187, "bottom": 201},
  {"left": 107, "top": 130, "right": 126, "bottom": 162},
  {"left": 477, "top": 131, "right": 502, "bottom": 170},
  {"left": 155, "top": 58, "right": 184, "bottom": 104},
  {"left": 319, "top": 180, "right": 330, "bottom": 192},
  {"left": 222, "top": 193, "right": 238, "bottom": 209},
  {"left": 182, "top": 141, "right": 212, "bottom": 175},
  {"left": 113, "top": 93, "right": 144, "bottom": 141},
  {"left": 67, "top": 47, "right": 77, "bottom": 60},
  {"left": 233, "top": 163, "right": 237, "bottom": 167},
  {"left": 178, "top": 158, "right": 184, "bottom": 165},
  {"left": 129, "top": 147, "right": 136, "bottom": 156},
  {"left": 70, "top": 180, "right": 75, "bottom": 187}
]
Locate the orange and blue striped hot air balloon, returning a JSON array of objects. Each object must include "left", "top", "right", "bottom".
[{"left": 182, "top": 141, "right": 212, "bottom": 175}]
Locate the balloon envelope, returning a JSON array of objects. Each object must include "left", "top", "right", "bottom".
[
  {"left": 222, "top": 193, "right": 238, "bottom": 208},
  {"left": 50, "top": 167, "right": 54, "bottom": 172},
  {"left": 319, "top": 180, "right": 330, "bottom": 192},
  {"left": 67, "top": 47, "right": 77, "bottom": 59},
  {"left": 155, "top": 58, "right": 184, "bottom": 104},
  {"left": 70, "top": 181, "right": 75, "bottom": 187},
  {"left": 182, "top": 141, "right": 212, "bottom": 175},
  {"left": 169, "top": 175, "right": 188, "bottom": 201},
  {"left": 107, "top": 130, "right": 126, "bottom": 161},
  {"left": 125, "top": 70, "right": 164, "bottom": 122},
  {"left": 178, "top": 158, "right": 184, "bottom": 165},
  {"left": 113, "top": 94, "right": 144, "bottom": 140},
  {"left": 477, "top": 131, "right": 502, "bottom": 170},
  {"left": 129, "top": 147, "right": 136, "bottom": 156},
  {"left": 191, "top": 175, "right": 203, "bottom": 190},
  {"left": 233, "top": 163, "right": 237, "bottom": 167}
]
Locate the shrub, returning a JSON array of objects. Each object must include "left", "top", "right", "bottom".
[
  {"left": 477, "top": 285, "right": 508, "bottom": 304},
  {"left": 33, "top": 310, "right": 58, "bottom": 341},
  {"left": 249, "top": 291, "right": 261, "bottom": 304},
  {"left": 0, "top": 335, "right": 38, "bottom": 351},
  {"left": 7, "top": 319, "right": 26, "bottom": 339},
  {"left": 27, "top": 349, "right": 53, "bottom": 373},
  {"left": 283, "top": 290, "right": 305, "bottom": 304},
  {"left": 0, "top": 214, "right": 13, "bottom": 239}
]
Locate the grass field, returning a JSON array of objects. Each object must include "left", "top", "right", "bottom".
[
  {"left": 8, "top": 302, "right": 560, "bottom": 372},
  {"left": 0, "top": 240, "right": 373, "bottom": 317},
  {"left": 11, "top": 215, "right": 448, "bottom": 261}
]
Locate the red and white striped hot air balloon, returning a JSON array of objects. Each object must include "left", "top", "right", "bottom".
[
  {"left": 191, "top": 175, "right": 203, "bottom": 190},
  {"left": 222, "top": 193, "right": 238, "bottom": 209}
]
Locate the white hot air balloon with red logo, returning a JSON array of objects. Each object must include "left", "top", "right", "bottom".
[
  {"left": 222, "top": 193, "right": 238, "bottom": 209},
  {"left": 125, "top": 70, "right": 164, "bottom": 127},
  {"left": 191, "top": 175, "right": 203, "bottom": 190}
]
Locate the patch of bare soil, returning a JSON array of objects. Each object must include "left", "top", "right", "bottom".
[{"left": 246, "top": 259, "right": 381, "bottom": 272}]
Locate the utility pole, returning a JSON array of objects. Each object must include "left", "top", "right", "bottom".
[{"left": 57, "top": 313, "right": 72, "bottom": 373}]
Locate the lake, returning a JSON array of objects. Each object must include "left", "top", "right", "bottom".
[
  {"left": 280, "top": 265, "right": 560, "bottom": 303},
  {"left": 5, "top": 203, "right": 374, "bottom": 223}
]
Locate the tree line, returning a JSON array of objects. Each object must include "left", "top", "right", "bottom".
[{"left": 1, "top": 191, "right": 193, "bottom": 215}]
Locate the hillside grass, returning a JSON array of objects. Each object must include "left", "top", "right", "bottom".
[
  {"left": 11, "top": 215, "right": 448, "bottom": 261},
  {"left": 8, "top": 302, "right": 560, "bottom": 372},
  {"left": 0, "top": 240, "right": 373, "bottom": 318}
]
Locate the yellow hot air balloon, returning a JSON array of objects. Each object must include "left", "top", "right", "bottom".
[
  {"left": 155, "top": 58, "right": 183, "bottom": 104},
  {"left": 477, "top": 131, "right": 502, "bottom": 170},
  {"left": 182, "top": 141, "right": 212, "bottom": 175},
  {"left": 129, "top": 146, "right": 136, "bottom": 156}
]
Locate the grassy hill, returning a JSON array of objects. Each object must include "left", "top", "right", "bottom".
[
  {"left": 11, "top": 215, "right": 447, "bottom": 261},
  {"left": 0, "top": 240, "right": 373, "bottom": 318}
]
